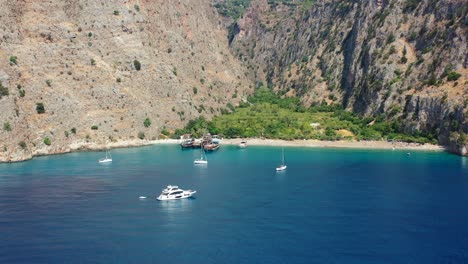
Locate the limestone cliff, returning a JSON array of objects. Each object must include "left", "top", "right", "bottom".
[
  {"left": 0, "top": 0, "right": 251, "bottom": 161},
  {"left": 227, "top": 0, "right": 467, "bottom": 155}
]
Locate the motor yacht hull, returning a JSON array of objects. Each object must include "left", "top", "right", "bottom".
[{"left": 157, "top": 190, "right": 196, "bottom": 201}]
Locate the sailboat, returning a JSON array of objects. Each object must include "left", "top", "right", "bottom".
[
  {"left": 99, "top": 149, "right": 112, "bottom": 163},
  {"left": 194, "top": 144, "right": 208, "bottom": 165},
  {"left": 276, "top": 147, "right": 287, "bottom": 171}
]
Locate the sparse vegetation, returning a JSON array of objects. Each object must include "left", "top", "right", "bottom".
[
  {"left": 19, "top": 141, "right": 27, "bottom": 150},
  {"left": 214, "top": 0, "right": 251, "bottom": 21},
  {"left": 113, "top": 10, "right": 119, "bottom": 15},
  {"left": 43, "top": 137, "right": 51, "bottom": 146},
  {"left": 91, "top": 58, "right": 96, "bottom": 65},
  {"left": 138, "top": 131, "right": 145, "bottom": 139},
  {"left": 9, "top": 56, "right": 17, "bottom": 65},
  {"left": 46, "top": 79, "right": 52, "bottom": 87},
  {"left": 161, "top": 129, "right": 170, "bottom": 136},
  {"left": 0, "top": 82, "right": 9, "bottom": 98},
  {"left": 447, "top": 71, "right": 461, "bottom": 81},
  {"left": 116, "top": 77, "right": 122, "bottom": 83},
  {"left": 36, "top": 103, "right": 45, "bottom": 114},
  {"left": 404, "top": 0, "right": 420, "bottom": 12},
  {"left": 91, "top": 125, "right": 98, "bottom": 130},
  {"left": 134, "top": 60, "right": 141, "bottom": 71},
  {"left": 143, "top": 117, "right": 151, "bottom": 128},
  {"left": 3, "top": 122, "right": 12, "bottom": 132},
  {"left": 71, "top": 127, "right": 77, "bottom": 134}
]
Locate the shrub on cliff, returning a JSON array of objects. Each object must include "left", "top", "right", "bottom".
[
  {"left": 18, "top": 141, "right": 27, "bottom": 150},
  {"left": 36, "top": 103, "right": 45, "bottom": 114},
  {"left": 134, "top": 60, "right": 141, "bottom": 71},
  {"left": 3, "top": 122, "right": 11, "bottom": 132},
  {"left": 447, "top": 71, "right": 461, "bottom": 81},
  {"left": 144, "top": 118, "right": 151, "bottom": 128},
  {"left": 9, "top": 56, "right": 17, "bottom": 65},
  {"left": 43, "top": 137, "right": 51, "bottom": 146},
  {"left": 0, "top": 82, "right": 8, "bottom": 98}
]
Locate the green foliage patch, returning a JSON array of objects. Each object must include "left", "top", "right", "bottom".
[{"left": 175, "top": 88, "right": 436, "bottom": 144}]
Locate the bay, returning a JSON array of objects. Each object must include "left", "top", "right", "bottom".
[{"left": 0, "top": 145, "right": 467, "bottom": 263}]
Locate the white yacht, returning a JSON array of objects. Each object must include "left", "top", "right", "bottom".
[{"left": 157, "top": 185, "right": 196, "bottom": 201}]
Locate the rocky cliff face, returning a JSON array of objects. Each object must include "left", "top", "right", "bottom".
[
  {"left": 228, "top": 0, "right": 467, "bottom": 155},
  {"left": 0, "top": 0, "right": 251, "bottom": 161},
  {"left": 0, "top": 0, "right": 466, "bottom": 161}
]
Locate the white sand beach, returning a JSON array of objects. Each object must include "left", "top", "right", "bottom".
[{"left": 148, "top": 138, "right": 444, "bottom": 152}]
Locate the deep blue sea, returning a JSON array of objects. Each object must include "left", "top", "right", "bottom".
[{"left": 0, "top": 145, "right": 467, "bottom": 264}]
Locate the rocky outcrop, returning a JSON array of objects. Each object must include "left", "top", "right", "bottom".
[
  {"left": 0, "top": 0, "right": 252, "bottom": 162},
  {"left": 227, "top": 0, "right": 467, "bottom": 155}
]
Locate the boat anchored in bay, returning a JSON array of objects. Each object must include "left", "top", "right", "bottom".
[
  {"left": 157, "top": 185, "right": 196, "bottom": 201},
  {"left": 276, "top": 147, "right": 287, "bottom": 171}
]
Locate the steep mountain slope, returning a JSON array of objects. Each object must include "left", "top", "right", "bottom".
[
  {"left": 227, "top": 0, "right": 467, "bottom": 154},
  {"left": 0, "top": 0, "right": 251, "bottom": 161}
]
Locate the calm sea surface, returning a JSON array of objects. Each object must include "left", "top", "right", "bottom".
[{"left": 0, "top": 145, "right": 467, "bottom": 263}]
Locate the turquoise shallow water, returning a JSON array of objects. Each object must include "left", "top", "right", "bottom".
[{"left": 0, "top": 145, "right": 467, "bottom": 263}]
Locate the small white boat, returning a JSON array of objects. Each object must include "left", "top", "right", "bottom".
[
  {"left": 157, "top": 185, "right": 196, "bottom": 201},
  {"left": 276, "top": 164, "right": 287, "bottom": 171},
  {"left": 238, "top": 141, "right": 247, "bottom": 148},
  {"left": 276, "top": 147, "right": 287, "bottom": 171},
  {"left": 99, "top": 150, "right": 112, "bottom": 163},
  {"left": 194, "top": 145, "right": 208, "bottom": 164}
]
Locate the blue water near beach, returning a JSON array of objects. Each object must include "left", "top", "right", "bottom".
[{"left": 0, "top": 145, "right": 467, "bottom": 263}]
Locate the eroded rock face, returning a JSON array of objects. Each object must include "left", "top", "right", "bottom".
[
  {"left": 0, "top": 0, "right": 252, "bottom": 161},
  {"left": 228, "top": 0, "right": 467, "bottom": 154}
]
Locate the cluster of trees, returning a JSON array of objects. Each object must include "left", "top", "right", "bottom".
[{"left": 174, "top": 88, "right": 437, "bottom": 144}]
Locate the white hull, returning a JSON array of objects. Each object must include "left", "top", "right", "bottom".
[
  {"left": 276, "top": 165, "right": 287, "bottom": 171},
  {"left": 157, "top": 190, "right": 196, "bottom": 201},
  {"left": 99, "top": 158, "right": 112, "bottom": 163},
  {"left": 194, "top": 159, "right": 208, "bottom": 164}
]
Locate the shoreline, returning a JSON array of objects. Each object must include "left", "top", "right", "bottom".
[
  {"left": 149, "top": 138, "right": 444, "bottom": 152},
  {"left": 0, "top": 138, "right": 446, "bottom": 163},
  {"left": 217, "top": 138, "right": 445, "bottom": 151}
]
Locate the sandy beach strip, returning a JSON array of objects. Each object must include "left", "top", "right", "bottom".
[{"left": 148, "top": 138, "right": 444, "bottom": 152}]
